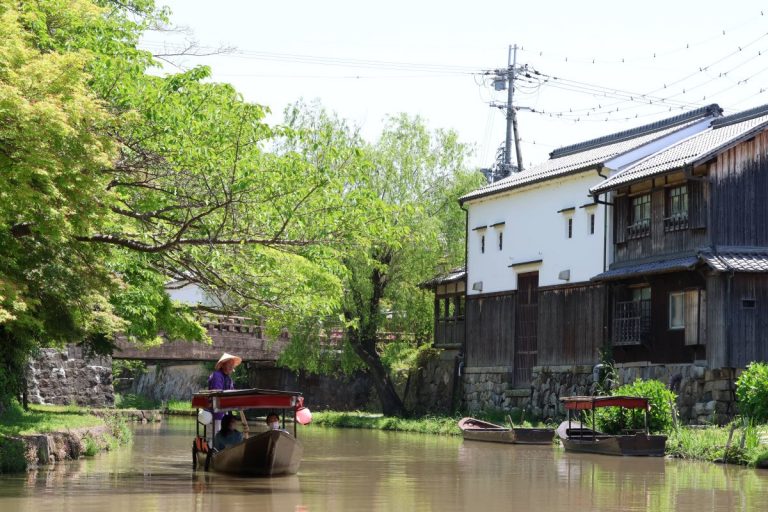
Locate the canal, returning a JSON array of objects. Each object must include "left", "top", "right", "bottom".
[{"left": 0, "top": 418, "right": 766, "bottom": 511}]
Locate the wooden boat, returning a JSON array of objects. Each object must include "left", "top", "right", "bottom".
[
  {"left": 557, "top": 396, "right": 667, "bottom": 457},
  {"left": 191, "top": 388, "right": 308, "bottom": 476},
  {"left": 458, "top": 417, "right": 554, "bottom": 445}
]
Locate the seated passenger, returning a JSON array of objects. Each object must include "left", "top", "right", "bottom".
[
  {"left": 214, "top": 414, "right": 243, "bottom": 450},
  {"left": 267, "top": 412, "right": 287, "bottom": 432}
]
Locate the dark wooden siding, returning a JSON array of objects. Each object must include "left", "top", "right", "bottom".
[
  {"left": 614, "top": 187, "right": 708, "bottom": 264},
  {"left": 538, "top": 284, "right": 605, "bottom": 366},
  {"left": 465, "top": 293, "right": 516, "bottom": 368},
  {"left": 710, "top": 134, "right": 768, "bottom": 246},
  {"left": 613, "top": 271, "right": 706, "bottom": 364},
  {"left": 706, "top": 273, "right": 727, "bottom": 368},
  {"left": 725, "top": 274, "right": 768, "bottom": 367}
]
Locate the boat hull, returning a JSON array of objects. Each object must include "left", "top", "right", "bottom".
[
  {"left": 561, "top": 433, "right": 667, "bottom": 456},
  {"left": 458, "top": 417, "right": 553, "bottom": 445},
  {"left": 197, "top": 430, "right": 303, "bottom": 476}
]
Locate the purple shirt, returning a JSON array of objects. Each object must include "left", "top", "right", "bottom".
[{"left": 207, "top": 370, "right": 234, "bottom": 420}]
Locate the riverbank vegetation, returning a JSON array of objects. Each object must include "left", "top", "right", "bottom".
[
  {"left": 0, "top": 402, "right": 133, "bottom": 473},
  {"left": 0, "top": 0, "right": 479, "bottom": 419},
  {"left": 0, "top": 403, "right": 102, "bottom": 437},
  {"left": 310, "top": 411, "right": 462, "bottom": 436}
]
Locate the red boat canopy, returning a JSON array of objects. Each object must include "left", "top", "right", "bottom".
[
  {"left": 560, "top": 395, "right": 650, "bottom": 411},
  {"left": 192, "top": 388, "right": 303, "bottom": 412}
]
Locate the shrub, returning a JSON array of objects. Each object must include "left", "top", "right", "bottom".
[
  {"left": 736, "top": 362, "right": 768, "bottom": 423},
  {"left": 82, "top": 435, "right": 99, "bottom": 457},
  {"left": 0, "top": 436, "right": 27, "bottom": 473},
  {"left": 595, "top": 379, "right": 677, "bottom": 434}
]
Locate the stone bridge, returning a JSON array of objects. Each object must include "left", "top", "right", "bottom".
[{"left": 113, "top": 315, "right": 288, "bottom": 362}]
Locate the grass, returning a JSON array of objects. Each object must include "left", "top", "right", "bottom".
[
  {"left": 0, "top": 402, "right": 103, "bottom": 437},
  {"left": 166, "top": 400, "right": 192, "bottom": 413},
  {"left": 310, "top": 411, "right": 462, "bottom": 435},
  {"left": 666, "top": 421, "right": 768, "bottom": 467},
  {"left": 114, "top": 393, "right": 161, "bottom": 410}
]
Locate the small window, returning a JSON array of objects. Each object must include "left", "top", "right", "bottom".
[
  {"left": 481, "top": 235, "right": 485, "bottom": 254},
  {"left": 629, "top": 194, "right": 651, "bottom": 238},
  {"left": 589, "top": 213, "right": 596, "bottom": 235},
  {"left": 742, "top": 299, "right": 756, "bottom": 309},
  {"left": 664, "top": 185, "right": 689, "bottom": 231},
  {"left": 567, "top": 217, "right": 573, "bottom": 239},
  {"left": 669, "top": 292, "right": 685, "bottom": 330},
  {"left": 498, "top": 231, "right": 503, "bottom": 251},
  {"left": 632, "top": 286, "right": 651, "bottom": 302}
]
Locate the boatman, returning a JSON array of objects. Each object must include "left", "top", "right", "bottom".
[{"left": 208, "top": 352, "right": 242, "bottom": 434}]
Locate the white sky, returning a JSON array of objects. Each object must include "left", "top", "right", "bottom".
[{"left": 144, "top": 0, "right": 768, "bottom": 169}]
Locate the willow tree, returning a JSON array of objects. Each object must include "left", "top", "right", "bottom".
[{"left": 280, "top": 109, "right": 483, "bottom": 416}]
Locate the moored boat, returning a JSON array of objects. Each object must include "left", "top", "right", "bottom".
[
  {"left": 458, "top": 417, "right": 554, "bottom": 445},
  {"left": 191, "top": 388, "right": 310, "bottom": 476},
  {"left": 558, "top": 396, "right": 667, "bottom": 457}
]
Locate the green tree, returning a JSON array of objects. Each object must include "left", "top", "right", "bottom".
[
  {"left": 0, "top": 0, "right": 351, "bottom": 407},
  {"left": 280, "top": 108, "right": 483, "bottom": 416}
]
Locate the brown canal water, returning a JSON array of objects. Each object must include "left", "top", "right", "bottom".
[{"left": 0, "top": 417, "right": 767, "bottom": 512}]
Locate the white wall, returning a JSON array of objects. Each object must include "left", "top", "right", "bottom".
[{"left": 465, "top": 171, "right": 607, "bottom": 294}]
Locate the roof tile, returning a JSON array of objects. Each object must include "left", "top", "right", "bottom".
[{"left": 591, "top": 105, "right": 768, "bottom": 194}]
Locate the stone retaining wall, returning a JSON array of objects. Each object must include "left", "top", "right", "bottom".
[
  {"left": 26, "top": 347, "right": 114, "bottom": 407},
  {"left": 402, "top": 349, "right": 460, "bottom": 415},
  {"left": 130, "top": 363, "right": 209, "bottom": 401},
  {"left": 462, "top": 363, "right": 739, "bottom": 425},
  {"left": 14, "top": 425, "right": 110, "bottom": 468},
  {"left": 462, "top": 368, "right": 530, "bottom": 413}
]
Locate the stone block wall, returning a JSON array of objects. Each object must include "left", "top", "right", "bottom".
[
  {"left": 529, "top": 365, "right": 597, "bottom": 420},
  {"left": 403, "top": 349, "right": 460, "bottom": 415},
  {"left": 461, "top": 363, "right": 739, "bottom": 425},
  {"left": 614, "top": 364, "right": 737, "bottom": 425},
  {"left": 130, "top": 363, "right": 209, "bottom": 401},
  {"left": 462, "top": 368, "right": 530, "bottom": 413},
  {"left": 26, "top": 347, "right": 114, "bottom": 407}
]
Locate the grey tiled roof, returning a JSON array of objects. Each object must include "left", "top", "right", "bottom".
[
  {"left": 699, "top": 250, "right": 768, "bottom": 273},
  {"left": 592, "top": 256, "right": 699, "bottom": 281},
  {"left": 460, "top": 105, "right": 721, "bottom": 203},
  {"left": 591, "top": 104, "right": 768, "bottom": 194},
  {"left": 420, "top": 267, "right": 466, "bottom": 288}
]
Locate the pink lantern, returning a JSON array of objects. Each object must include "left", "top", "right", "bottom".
[{"left": 296, "top": 407, "right": 312, "bottom": 425}]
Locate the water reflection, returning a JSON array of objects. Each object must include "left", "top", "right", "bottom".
[{"left": 0, "top": 418, "right": 766, "bottom": 512}]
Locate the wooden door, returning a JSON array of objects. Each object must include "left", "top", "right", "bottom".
[{"left": 515, "top": 272, "right": 539, "bottom": 386}]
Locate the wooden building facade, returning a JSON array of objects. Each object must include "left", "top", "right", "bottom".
[{"left": 592, "top": 105, "right": 768, "bottom": 370}]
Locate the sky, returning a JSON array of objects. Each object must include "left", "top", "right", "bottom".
[{"left": 143, "top": 0, "right": 768, "bottom": 170}]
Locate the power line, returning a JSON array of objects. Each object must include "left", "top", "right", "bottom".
[
  {"left": 140, "top": 41, "right": 482, "bottom": 74},
  {"left": 516, "top": 11, "right": 766, "bottom": 65}
]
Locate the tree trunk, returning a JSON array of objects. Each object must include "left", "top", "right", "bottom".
[{"left": 350, "top": 340, "right": 405, "bottom": 417}]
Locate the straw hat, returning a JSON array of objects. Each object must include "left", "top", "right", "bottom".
[{"left": 215, "top": 352, "right": 242, "bottom": 370}]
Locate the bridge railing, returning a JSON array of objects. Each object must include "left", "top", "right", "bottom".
[{"left": 201, "top": 315, "right": 264, "bottom": 338}]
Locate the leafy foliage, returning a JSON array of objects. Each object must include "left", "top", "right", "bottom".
[
  {"left": 595, "top": 379, "right": 677, "bottom": 434},
  {"left": 0, "top": 436, "right": 26, "bottom": 473},
  {"left": 735, "top": 362, "right": 768, "bottom": 422},
  {"left": 277, "top": 107, "right": 483, "bottom": 415}
]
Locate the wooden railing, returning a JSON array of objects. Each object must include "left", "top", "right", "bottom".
[
  {"left": 663, "top": 214, "right": 689, "bottom": 232},
  {"left": 626, "top": 220, "right": 650, "bottom": 239},
  {"left": 612, "top": 300, "right": 651, "bottom": 346},
  {"left": 434, "top": 318, "right": 465, "bottom": 348}
]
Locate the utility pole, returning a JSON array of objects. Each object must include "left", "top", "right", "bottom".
[
  {"left": 488, "top": 44, "right": 525, "bottom": 177},
  {"left": 508, "top": 44, "right": 524, "bottom": 173}
]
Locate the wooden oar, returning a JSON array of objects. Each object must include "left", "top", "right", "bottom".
[
  {"left": 506, "top": 415, "right": 515, "bottom": 429},
  {"left": 239, "top": 410, "right": 250, "bottom": 439}
]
